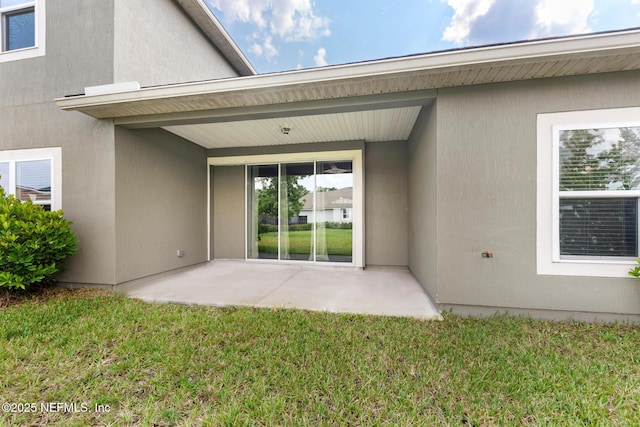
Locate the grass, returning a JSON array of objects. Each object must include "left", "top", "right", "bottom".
[
  {"left": 1, "top": 288, "right": 639, "bottom": 426},
  {"left": 258, "top": 229, "right": 352, "bottom": 255}
]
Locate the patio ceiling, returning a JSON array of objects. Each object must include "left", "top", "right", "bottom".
[
  {"left": 55, "top": 28, "right": 640, "bottom": 149},
  {"left": 163, "top": 106, "right": 423, "bottom": 148}
]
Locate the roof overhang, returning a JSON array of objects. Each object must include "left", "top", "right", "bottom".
[{"left": 55, "top": 29, "right": 640, "bottom": 148}]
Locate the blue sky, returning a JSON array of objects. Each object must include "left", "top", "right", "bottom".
[{"left": 204, "top": 0, "right": 640, "bottom": 74}]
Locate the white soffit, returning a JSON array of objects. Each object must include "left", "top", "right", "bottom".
[{"left": 163, "top": 107, "right": 422, "bottom": 148}]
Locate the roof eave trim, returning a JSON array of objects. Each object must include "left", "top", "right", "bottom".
[{"left": 55, "top": 28, "right": 640, "bottom": 112}]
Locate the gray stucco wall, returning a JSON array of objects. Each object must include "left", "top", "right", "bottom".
[
  {"left": 365, "top": 141, "right": 408, "bottom": 266},
  {"left": 2, "top": 104, "right": 118, "bottom": 286},
  {"left": 211, "top": 165, "right": 245, "bottom": 259},
  {"left": 0, "top": 0, "right": 242, "bottom": 286},
  {"left": 433, "top": 71, "right": 640, "bottom": 317},
  {"left": 1, "top": 1, "right": 119, "bottom": 285},
  {"left": 407, "top": 104, "right": 438, "bottom": 298},
  {"left": 113, "top": 0, "right": 239, "bottom": 87},
  {"left": 114, "top": 128, "right": 208, "bottom": 283},
  {"left": 0, "top": 0, "right": 116, "bottom": 106}
]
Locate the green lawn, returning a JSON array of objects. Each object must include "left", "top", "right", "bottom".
[
  {"left": 1, "top": 289, "right": 639, "bottom": 426},
  {"left": 258, "top": 229, "right": 352, "bottom": 256}
]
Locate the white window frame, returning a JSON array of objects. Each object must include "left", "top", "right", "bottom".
[
  {"left": 0, "top": 147, "right": 61, "bottom": 210},
  {"left": 537, "top": 107, "right": 640, "bottom": 277},
  {"left": 0, "top": 0, "right": 45, "bottom": 63},
  {"left": 208, "top": 150, "right": 364, "bottom": 268}
]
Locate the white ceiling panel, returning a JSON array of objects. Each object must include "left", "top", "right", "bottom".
[{"left": 163, "top": 106, "right": 422, "bottom": 148}]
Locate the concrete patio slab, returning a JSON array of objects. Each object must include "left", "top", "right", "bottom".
[{"left": 121, "top": 260, "right": 441, "bottom": 320}]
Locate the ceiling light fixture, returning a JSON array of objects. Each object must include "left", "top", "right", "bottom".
[{"left": 280, "top": 124, "right": 292, "bottom": 135}]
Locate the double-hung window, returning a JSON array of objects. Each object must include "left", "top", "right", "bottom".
[
  {"left": 0, "top": 0, "right": 44, "bottom": 62},
  {"left": 537, "top": 107, "right": 640, "bottom": 277},
  {"left": 0, "top": 147, "right": 61, "bottom": 211}
]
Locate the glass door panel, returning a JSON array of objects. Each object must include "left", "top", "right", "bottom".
[
  {"left": 247, "top": 164, "right": 279, "bottom": 259},
  {"left": 279, "top": 163, "right": 314, "bottom": 261},
  {"left": 247, "top": 160, "right": 354, "bottom": 264},
  {"left": 316, "top": 161, "right": 353, "bottom": 263}
]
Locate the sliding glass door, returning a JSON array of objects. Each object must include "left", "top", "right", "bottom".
[
  {"left": 247, "top": 160, "right": 353, "bottom": 263},
  {"left": 315, "top": 161, "right": 353, "bottom": 263},
  {"left": 247, "top": 164, "right": 279, "bottom": 260},
  {"left": 279, "top": 163, "right": 314, "bottom": 260}
]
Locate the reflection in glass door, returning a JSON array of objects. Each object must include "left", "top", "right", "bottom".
[
  {"left": 247, "top": 160, "right": 353, "bottom": 263},
  {"left": 247, "top": 164, "right": 278, "bottom": 260},
  {"left": 316, "top": 161, "right": 353, "bottom": 263},
  {"left": 280, "top": 163, "right": 315, "bottom": 260}
]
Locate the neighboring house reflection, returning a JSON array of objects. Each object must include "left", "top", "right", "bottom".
[
  {"left": 300, "top": 187, "right": 353, "bottom": 224},
  {"left": 16, "top": 185, "right": 51, "bottom": 210}
]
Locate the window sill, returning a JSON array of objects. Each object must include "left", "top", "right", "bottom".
[
  {"left": 538, "top": 258, "right": 636, "bottom": 278},
  {"left": 0, "top": 45, "right": 43, "bottom": 63}
]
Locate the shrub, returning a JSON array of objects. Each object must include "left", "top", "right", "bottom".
[
  {"left": 324, "top": 222, "right": 353, "bottom": 229},
  {"left": 258, "top": 224, "right": 278, "bottom": 234},
  {"left": 288, "top": 223, "right": 313, "bottom": 232},
  {"left": 628, "top": 259, "right": 640, "bottom": 278},
  {"left": 259, "top": 223, "right": 314, "bottom": 233},
  {"left": 257, "top": 222, "right": 352, "bottom": 233},
  {"left": 0, "top": 186, "right": 77, "bottom": 290}
]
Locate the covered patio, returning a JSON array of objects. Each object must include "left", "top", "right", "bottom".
[
  {"left": 121, "top": 261, "right": 441, "bottom": 320},
  {"left": 53, "top": 29, "right": 640, "bottom": 322}
]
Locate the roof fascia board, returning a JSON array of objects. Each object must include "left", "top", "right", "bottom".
[
  {"left": 55, "top": 29, "right": 640, "bottom": 112},
  {"left": 115, "top": 90, "right": 437, "bottom": 128}
]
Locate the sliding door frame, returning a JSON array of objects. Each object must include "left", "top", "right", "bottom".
[{"left": 208, "top": 149, "right": 364, "bottom": 267}]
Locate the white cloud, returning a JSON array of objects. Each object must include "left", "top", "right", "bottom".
[
  {"left": 262, "top": 36, "right": 279, "bottom": 60},
  {"left": 442, "top": 0, "right": 595, "bottom": 46},
  {"left": 206, "top": 0, "right": 269, "bottom": 28},
  {"left": 248, "top": 43, "right": 263, "bottom": 56},
  {"left": 534, "top": 0, "right": 594, "bottom": 37},
  {"left": 206, "top": 0, "right": 330, "bottom": 64},
  {"left": 270, "top": 0, "right": 331, "bottom": 41},
  {"left": 313, "top": 47, "right": 328, "bottom": 67},
  {"left": 442, "top": 0, "right": 496, "bottom": 44},
  {"left": 248, "top": 35, "right": 279, "bottom": 60}
]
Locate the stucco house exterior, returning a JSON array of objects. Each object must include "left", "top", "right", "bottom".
[{"left": 3, "top": 0, "right": 640, "bottom": 321}]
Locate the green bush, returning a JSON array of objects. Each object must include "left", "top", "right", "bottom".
[
  {"left": 628, "top": 259, "right": 640, "bottom": 278},
  {"left": 0, "top": 186, "right": 77, "bottom": 290},
  {"left": 288, "top": 223, "right": 313, "bottom": 232},
  {"left": 258, "top": 224, "right": 278, "bottom": 234},
  {"left": 324, "top": 222, "right": 352, "bottom": 229},
  {"left": 258, "top": 222, "right": 353, "bottom": 233},
  {"left": 258, "top": 223, "right": 313, "bottom": 233}
]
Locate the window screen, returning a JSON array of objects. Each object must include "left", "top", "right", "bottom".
[
  {"left": 559, "top": 198, "right": 637, "bottom": 257},
  {"left": 558, "top": 127, "right": 640, "bottom": 258},
  {"left": 5, "top": 8, "right": 34, "bottom": 51},
  {"left": 16, "top": 159, "right": 51, "bottom": 209}
]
